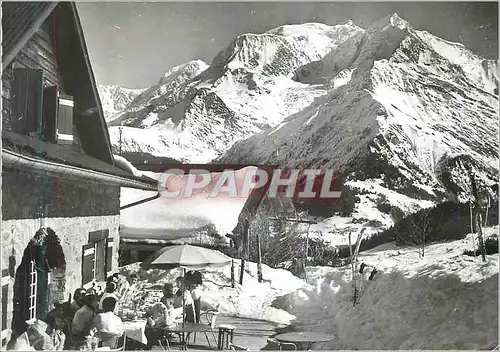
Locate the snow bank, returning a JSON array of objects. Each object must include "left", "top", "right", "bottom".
[
  {"left": 273, "top": 230, "right": 499, "bottom": 349},
  {"left": 120, "top": 260, "right": 309, "bottom": 326}
]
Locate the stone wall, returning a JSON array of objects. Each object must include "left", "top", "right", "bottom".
[{"left": 1, "top": 215, "right": 120, "bottom": 342}]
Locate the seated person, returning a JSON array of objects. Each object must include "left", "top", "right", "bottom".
[
  {"left": 62, "top": 288, "right": 86, "bottom": 321},
  {"left": 98, "top": 281, "right": 119, "bottom": 311},
  {"left": 92, "top": 297, "right": 124, "bottom": 348},
  {"left": 48, "top": 317, "right": 66, "bottom": 351},
  {"left": 144, "top": 283, "right": 182, "bottom": 350},
  {"left": 43, "top": 303, "right": 68, "bottom": 350},
  {"left": 151, "top": 283, "right": 183, "bottom": 326},
  {"left": 25, "top": 319, "right": 54, "bottom": 351},
  {"left": 72, "top": 292, "right": 98, "bottom": 343}
]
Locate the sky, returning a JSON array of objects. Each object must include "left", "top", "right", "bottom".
[{"left": 77, "top": 2, "right": 498, "bottom": 89}]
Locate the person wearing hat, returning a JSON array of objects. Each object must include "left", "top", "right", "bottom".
[
  {"left": 72, "top": 292, "right": 98, "bottom": 344},
  {"left": 98, "top": 281, "right": 119, "bottom": 311}
]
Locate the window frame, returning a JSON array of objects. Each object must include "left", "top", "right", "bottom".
[{"left": 27, "top": 260, "right": 37, "bottom": 323}]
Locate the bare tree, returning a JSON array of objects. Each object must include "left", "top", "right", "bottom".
[{"left": 407, "top": 208, "right": 435, "bottom": 258}]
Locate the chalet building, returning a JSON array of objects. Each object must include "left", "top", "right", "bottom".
[{"left": 1, "top": 2, "right": 157, "bottom": 345}]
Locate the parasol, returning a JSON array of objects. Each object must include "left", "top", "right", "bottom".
[{"left": 141, "top": 244, "right": 231, "bottom": 326}]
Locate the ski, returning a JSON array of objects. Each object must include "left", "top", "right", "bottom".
[
  {"left": 348, "top": 231, "right": 356, "bottom": 306},
  {"left": 352, "top": 228, "right": 365, "bottom": 305},
  {"left": 348, "top": 228, "right": 366, "bottom": 306}
]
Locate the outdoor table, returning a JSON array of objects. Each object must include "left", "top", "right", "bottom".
[
  {"left": 123, "top": 319, "right": 148, "bottom": 345},
  {"left": 274, "top": 332, "right": 332, "bottom": 350},
  {"left": 166, "top": 322, "right": 214, "bottom": 350}
]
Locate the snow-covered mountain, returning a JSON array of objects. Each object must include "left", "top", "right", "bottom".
[
  {"left": 104, "top": 22, "right": 364, "bottom": 162},
  {"left": 97, "top": 85, "right": 145, "bottom": 121},
  {"left": 101, "top": 14, "right": 498, "bottom": 242},
  {"left": 219, "top": 14, "right": 499, "bottom": 241}
]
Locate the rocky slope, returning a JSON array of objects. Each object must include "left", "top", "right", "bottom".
[
  {"left": 219, "top": 14, "right": 499, "bottom": 241},
  {"left": 101, "top": 14, "right": 498, "bottom": 243}
]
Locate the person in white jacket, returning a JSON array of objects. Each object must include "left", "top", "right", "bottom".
[{"left": 92, "top": 297, "right": 124, "bottom": 348}]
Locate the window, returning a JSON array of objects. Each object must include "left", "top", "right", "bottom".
[
  {"left": 81, "top": 231, "right": 114, "bottom": 288},
  {"left": 42, "top": 86, "right": 74, "bottom": 145},
  {"left": 11, "top": 68, "right": 43, "bottom": 135},
  {"left": 27, "top": 260, "right": 37, "bottom": 323},
  {"left": 12, "top": 68, "right": 74, "bottom": 145},
  {"left": 1, "top": 269, "right": 10, "bottom": 346}
]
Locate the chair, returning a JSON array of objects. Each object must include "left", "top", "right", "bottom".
[
  {"left": 96, "top": 332, "right": 126, "bottom": 351},
  {"left": 217, "top": 324, "right": 236, "bottom": 350},
  {"left": 187, "top": 308, "right": 219, "bottom": 348},
  {"left": 109, "top": 332, "right": 127, "bottom": 351},
  {"left": 267, "top": 338, "right": 297, "bottom": 351}
]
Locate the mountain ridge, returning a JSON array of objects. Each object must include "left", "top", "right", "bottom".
[{"left": 100, "top": 14, "right": 498, "bottom": 242}]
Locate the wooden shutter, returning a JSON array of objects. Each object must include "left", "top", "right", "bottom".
[
  {"left": 1, "top": 269, "right": 9, "bottom": 346},
  {"left": 57, "top": 94, "right": 74, "bottom": 145},
  {"left": 105, "top": 238, "right": 114, "bottom": 279},
  {"left": 81, "top": 243, "right": 95, "bottom": 289},
  {"left": 42, "top": 86, "right": 58, "bottom": 143},
  {"left": 11, "top": 68, "right": 44, "bottom": 134}
]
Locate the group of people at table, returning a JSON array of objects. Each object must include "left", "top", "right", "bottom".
[{"left": 7, "top": 271, "right": 207, "bottom": 351}]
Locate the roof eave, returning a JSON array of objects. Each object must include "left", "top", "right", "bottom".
[{"left": 3, "top": 149, "right": 158, "bottom": 191}]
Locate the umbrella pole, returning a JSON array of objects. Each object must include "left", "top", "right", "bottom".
[{"left": 182, "top": 268, "right": 186, "bottom": 328}]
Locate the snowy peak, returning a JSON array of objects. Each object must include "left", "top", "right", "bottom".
[
  {"left": 370, "top": 13, "right": 411, "bottom": 31},
  {"left": 97, "top": 85, "right": 145, "bottom": 121},
  {"left": 205, "top": 33, "right": 307, "bottom": 79},
  {"left": 205, "top": 22, "right": 364, "bottom": 81},
  {"left": 158, "top": 59, "right": 209, "bottom": 86},
  {"left": 389, "top": 13, "right": 411, "bottom": 30},
  {"left": 292, "top": 14, "right": 410, "bottom": 84},
  {"left": 412, "top": 30, "right": 499, "bottom": 95}
]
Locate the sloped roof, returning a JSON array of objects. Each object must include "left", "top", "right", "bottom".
[
  {"left": 2, "top": 2, "right": 57, "bottom": 67},
  {"left": 2, "top": 2, "right": 115, "bottom": 165}
]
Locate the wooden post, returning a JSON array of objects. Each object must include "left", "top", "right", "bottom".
[
  {"left": 484, "top": 195, "right": 490, "bottom": 227},
  {"left": 304, "top": 224, "right": 311, "bottom": 266},
  {"left": 239, "top": 258, "right": 245, "bottom": 285},
  {"left": 470, "top": 172, "right": 486, "bottom": 262},
  {"left": 304, "top": 224, "right": 311, "bottom": 282},
  {"left": 119, "top": 127, "right": 123, "bottom": 155},
  {"left": 475, "top": 210, "right": 486, "bottom": 262},
  {"left": 469, "top": 201, "right": 476, "bottom": 254},
  {"left": 230, "top": 259, "right": 235, "bottom": 288},
  {"left": 257, "top": 233, "right": 263, "bottom": 283}
]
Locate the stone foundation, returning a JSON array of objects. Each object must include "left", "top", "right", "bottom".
[{"left": 1, "top": 215, "right": 119, "bottom": 342}]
